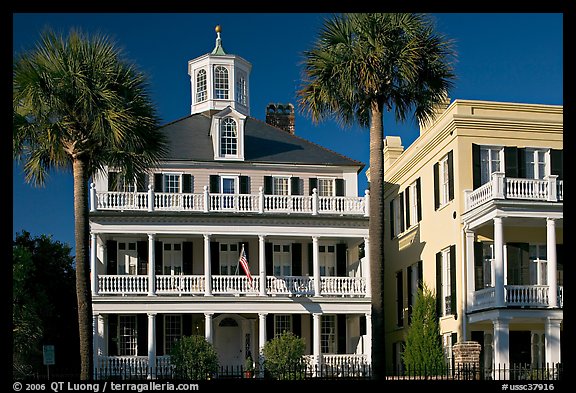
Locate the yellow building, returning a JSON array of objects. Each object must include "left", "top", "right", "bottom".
[{"left": 383, "top": 99, "right": 563, "bottom": 378}]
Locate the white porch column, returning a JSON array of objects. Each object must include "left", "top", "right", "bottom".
[
  {"left": 148, "top": 234, "right": 156, "bottom": 296},
  {"left": 493, "top": 217, "right": 505, "bottom": 308},
  {"left": 148, "top": 313, "right": 157, "bottom": 378},
  {"left": 204, "top": 234, "right": 213, "bottom": 296},
  {"left": 312, "top": 237, "right": 321, "bottom": 297},
  {"left": 465, "top": 229, "right": 476, "bottom": 310},
  {"left": 493, "top": 317, "right": 510, "bottom": 380},
  {"left": 546, "top": 218, "right": 558, "bottom": 308},
  {"left": 92, "top": 313, "right": 99, "bottom": 375},
  {"left": 91, "top": 233, "right": 99, "bottom": 296},
  {"left": 258, "top": 313, "right": 267, "bottom": 378},
  {"left": 363, "top": 237, "right": 371, "bottom": 296},
  {"left": 545, "top": 317, "right": 562, "bottom": 366},
  {"left": 365, "top": 312, "right": 372, "bottom": 365},
  {"left": 312, "top": 313, "right": 322, "bottom": 373},
  {"left": 259, "top": 235, "right": 267, "bottom": 296},
  {"left": 204, "top": 313, "right": 214, "bottom": 344}
]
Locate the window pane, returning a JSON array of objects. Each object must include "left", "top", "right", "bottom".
[{"left": 214, "top": 66, "right": 229, "bottom": 99}]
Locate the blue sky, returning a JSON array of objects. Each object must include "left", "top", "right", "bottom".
[{"left": 12, "top": 13, "right": 563, "bottom": 251}]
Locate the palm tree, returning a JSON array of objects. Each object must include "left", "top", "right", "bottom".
[
  {"left": 13, "top": 29, "right": 167, "bottom": 379},
  {"left": 298, "top": 13, "right": 456, "bottom": 379}
]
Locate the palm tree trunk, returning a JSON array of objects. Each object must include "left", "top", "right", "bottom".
[
  {"left": 73, "top": 157, "right": 93, "bottom": 380},
  {"left": 369, "top": 99, "right": 386, "bottom": 379}
]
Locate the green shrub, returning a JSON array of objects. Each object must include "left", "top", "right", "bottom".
[
  {"left": 170, "top": 335, "right": 219, "bottom": 380},
  {"left": 263, "top": 331, "right": 307, "bottom": 380}
]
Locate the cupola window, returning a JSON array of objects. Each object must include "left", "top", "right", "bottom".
[
  {"left": 196, "top": 69, "right": 207, "bottom": 103},
  {"left": 214, "top": 65, "right": 229, "bottom": 99}
]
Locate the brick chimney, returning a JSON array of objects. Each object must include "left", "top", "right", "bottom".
[{"left": 266, "top": 103, "right": 295, "bottom": 134}]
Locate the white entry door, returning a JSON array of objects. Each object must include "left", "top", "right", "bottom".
[{"left": 214, "top": 317, "right": 243, "bottom": 368}]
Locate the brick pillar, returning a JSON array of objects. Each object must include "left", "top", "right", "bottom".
[{"left": 452, "top": 341, "right": 482, "bottom": 380}]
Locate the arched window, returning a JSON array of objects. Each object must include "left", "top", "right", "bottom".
[
  {"left": 220, "top": 117, "right": 237, "bottom": 156},
  {"left": 196, "top": 69, "right": 207, "bottom": 103},
  {"left": 214, "top": 65, "right": 229, "bottom": 99}
]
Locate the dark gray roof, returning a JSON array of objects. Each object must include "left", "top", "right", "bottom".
[{"left": 160, "top": 113, "right": 364, "bottom": 169}]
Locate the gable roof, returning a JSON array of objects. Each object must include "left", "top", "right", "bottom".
[{"left": 160, "top": 113, "right": 364, "bottom": 170}]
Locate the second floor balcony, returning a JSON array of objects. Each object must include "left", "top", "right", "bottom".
[
  {"left": 90, "top": 184, "right": 369, "bottom": 217},
  {"left": 469, "top": 285, "right": 563, "bottom": 312}
]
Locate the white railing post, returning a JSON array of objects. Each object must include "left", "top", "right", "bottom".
[
  {"left": 492, "top": 172, "right": 505, "bottom": 199},
  {"left": 546, "top": 175, "right": 558, "bottom": 202},
  {"left": 90, "top": 183, "right": 97, "bottom": 212},
  {"left": 259, "top": 186, "right": 264, "bottom": 214},
  {"left": 364, "top": 189, "right": 370, "bottom": 217},
  {"left": 147, "top": 184, "right": 154, "bottom": 212},
  {"left": 312, "top": 188, "right": 318, "bottom": 216},
  {"left": 203, "top": 186, "right": 210, "bottom": 213}
]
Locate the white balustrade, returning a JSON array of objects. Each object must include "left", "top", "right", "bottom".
[
  {"left": 155, "top": 275, "right": 205, "bottom": 294},
  {"left": 98, "top": 275, "right": 148, "bottom": 295},
  {"left": 471, "top": 285, "right": 563, "bottom": 311},
  {"left": 267, "top": 276, "right": 314, "bottom": 296},
  {"left": 212, "top": 275, "right": 258, "bottom": 294},
  {"left": 321, "top": 277, "right": 367, "bottom": 296}
]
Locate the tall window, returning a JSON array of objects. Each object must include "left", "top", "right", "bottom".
[
  {"left": 273, "top": 176, "right": 290, "bottom": 195},
  {"left": 529, "top": 244, "right": 547, "bottom": 285},
  {"left": 118, "top": 315, "right": 137, "bottom": 356},
  {"left": 164, "top": 174, "right": 180, "bottom": 193},
  {"left": 392, "top": 195, "right": 403, "bottom": 237},
  {"left": 318, "top": 244, "right": 336, "bottom": 276},
  {"left": 274, "top": 315, "right": 292, "bottom": 337},
  {"left": 439, "top": 155, "right": 450, "bottom": 206},
  {"left": 273, "top": 243, "right": 291, "bottom": 276},
  {"left": 441, "top": 247, "right": 452, "bottom": 316},
  {"left": 407, "top": 181, "right": 419, "bottom": 227},
  {"left": 220, "top": 118, "right": 237, "bottom": 156},
  {"left": 434, "top": 151, "right": 453, "bottom": 209},
  {"left": 118, "top": 242, "right": 137, "bottom": 275},
  {"left": 163, "top": 243, "right": 182, "bottom": 275},
  {"left": 321, "top": 315, "right": 337, "bottom": 354},
  {"left": 525, "top": 149, "right": 548, "bottom": 180},
  {"left": 317, "top": 178, "right": 335, "bottom": 196},
  {"left": 164, "top": 315, "right": 182, "bottom": 355},
  {"left": 196, "top": 69, "right": 207, "bottom": 103},
  {"left": 236, "top": 73, "right": 247, "bottom": 105},
  {"left": 219, "top": 242, "right": 239, "bottom": 275},
  {"left": 480, "top": 146, "right": 503, "bottom": 185},
  {"left": 214, "top": 65, "right": 229, "bottom": 99}
]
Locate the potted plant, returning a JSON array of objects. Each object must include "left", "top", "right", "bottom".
[{"left": 244, "top": 354, "right": 255, "bottom": 378}]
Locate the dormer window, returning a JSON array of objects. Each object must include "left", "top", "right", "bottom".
[
  {"left": 220, "top": 117, "right": 238, "bottom": 156},
  {"left": 214, "top": 65, "right": 229, "bottom": 99},
  {"left": 196, "top": 69, "right": 207, "bottom": 103}
]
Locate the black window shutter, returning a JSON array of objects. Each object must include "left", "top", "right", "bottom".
[
  {"left": 336, "top": 243, "right": 346, "bottom": 277},
  {"left": 399, "top": 192, "right": 405, "bottom": 233},
  {"left": 291, "top": 177, "right": 301, "bottom": 195},
  {"left": 183, "top": 242, "right": 193, "bottom": 275},
  {"left": 137, "top": 241, "right": 148, "bottom": 275},
  {"left": 292, "top": 243, "right": 302, "bottom": 276},
  {"left": 307, "top": 243, "right": 313, "bottom": 275},
  {"left": 264, "top": 176, "right": 273, "bottom": 195},
  {"left": 209, "top": 175, "right": 220, "bottom": 193},
  {"left": 108, "top": 171, "right": 120, "bottom": 191},
  {"left": 309, "top": 178, "right": 318, "bottom": 195},
  {"left": 266, "top": 314, "right": 274, "bottom": 340},
  {"left": 106, "top": 240, "right": 117, "bottom": 274},
  {"left": 156, "top": 316, "right": 164, "bottom": 355},
  {"left": 557, "top": 244, "right": 563, "bottom": 285},
  {"left": 155, "top": 241, "right": 163, "bottom": 275},
  {"left": 551, "top": 149, "right": 563, "bottom": 180},
  {"left": 137, "top": 173, "right": 147, "bottom": 192},
  {"left": 293, "top": 314, "right": 301, "bottom": 337},
  {"left": 396, "top": 271, "right": 404, "bottom": 327},
  {"left": 240, "top": 176, "right": 249, "bottom": 194},
  {"left": 504, "top": 147, "right": 518, "bottom": 178},
  {"left": 210, "top": 242, "right": 220, "bottom": 275},
  {"left": 448, "top": 151, "right": 454, "bottom": 201},
  {"left": 182, "top": 174, "right": 193, "bottom": 193},
  {"left": 450, "top": 245, "right": 457, "bottom": 318},
  {"left": 436, "top": 252, "right": 442, "bottom": 318},
  {"left": 108, "top": 314, "right": 118, "bottom": 356},
  {"left": 389, "top": 200, "right": 395, "bottom": 239},
  {"left": 405, "top": 188, "right": 411, "bottom": 227},
  {"left": 433, "top": 162, "right": 440, "bottom": 210},
  {"left": 154, "top": 173, "right": 163, "bottom": 192},
  {"left": 474, "top": 242, "right": 484, "bottom": 290},
  {"left": 183, "top": 314, "right": 192, "bottom": 336},
  {"left": 472, "top": 144, "right": 481, "bottom": 188},
  {"left": 337, "top": 314, "right": 346, "bottom": 354},
  {"left": 416, "top": 178, "right": 422, "bottom": 222},
  {"left": 407, "top": 266, "right": 413, "bottom": 323},
  {"left": 518, "top": 148, "right": 526, "bottom": 178},
  {"left": 335, "top": 179, "right": 345, "bottom": 196},
  {"left": 417, "top": 261, "right": 423, "bottom": 290},
  {"left": 359, "top": 315, "right": 366, "bottom": 336},
  {"left": 137, "top": 314, "right": 147, "bottom": 356},
  {"left": 265, "top": 242, "right": 273, "bottom": 276}
]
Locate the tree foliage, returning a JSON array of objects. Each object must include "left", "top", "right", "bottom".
[
  {"left": 402, "top": 284, "right": 446, "bottom": 375},
  {"left": 170, "top": 335, "right": 219, "bottom": 380},
  {"left": 263, "top": 331, "right": 307, "bottom": 380}
]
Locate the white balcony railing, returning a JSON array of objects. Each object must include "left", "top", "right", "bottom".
[
  {"left": 91, "top": 184, "right": 369, "bottom": 217},
  {"left": 464, "top": 172, "right": 563, "bottom": 211},
  {"left": 97, "top": 274, "right": 367, "bottom": 297},
  {"left": 470, "top": 285, "right": 563, "bottom": 311}
]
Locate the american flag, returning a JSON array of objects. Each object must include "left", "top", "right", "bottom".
[{"left": 239, "top": 244, "right": 253, "bottom": 286}]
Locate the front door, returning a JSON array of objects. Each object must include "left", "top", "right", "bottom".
[{"left": 214, "top": 317, "right": 243, "bottom": 369}]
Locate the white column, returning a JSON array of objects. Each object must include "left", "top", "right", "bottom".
[
  {"left": 312, "top": 313, "right": 322, "bottom": 373},
  {"left": 204, "top": 234, "right": 212, "bottom": 296},
  {"left": 204, "top": 313, "right": 214, "bottom": 344},
  {"left": 148, "top": 234, "right": 156, "bottom": 296},
  {"left": 363, "top": 237, "right": 371, "bottom": 296},
  {"left": 258, "top": 313, "right": 267, "bottom": 378},
  {"left": 312, "top": 237, "right": 321, "bottom": 297},
  {"left": 91, "top": 233, "right": 99, "bottom": 296},
  {"left": 465, "top": 229, "right": 476, "bottom": 310},
  {"left": 259, "top": 235, "right": 267, "bottom": 296},
  {"left": 493, "top": 318, "right": 510, "bottom": 380},
  {"left": 546, "top": 218, "right": 558, "bottom": 308},
  {"left": 148, "top": 313, "right": 157, "bottom": 378},
  {"left": 92, "top": 313, "right": 99, "bottom": 376},
  {"left": 545, "top": 317, "right": 562, "bottom": 366},
  {"left": 90, "top": 182, "right": 97, "bottom": 212},
  {"left": 365, "top": 312, "right": 372, "bottom": 365},
  {"left": 493, "top": 217, "right": 505, "bottom": 308}
]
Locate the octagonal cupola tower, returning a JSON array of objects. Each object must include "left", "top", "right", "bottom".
[{"left": 188, "top": 25, "right": 252, "bottom": 116}]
